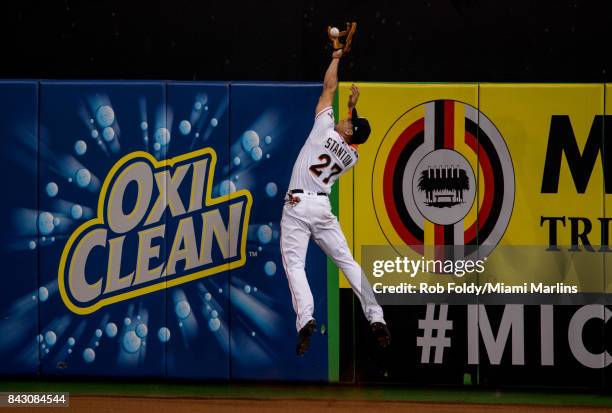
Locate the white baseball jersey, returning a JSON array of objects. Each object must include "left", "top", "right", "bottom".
[
  {"left": 281, "top": 106, "right": 385, "bottom": 332},
  {"left": 287, "top": 106, "right": 358, "bottom": 194}
]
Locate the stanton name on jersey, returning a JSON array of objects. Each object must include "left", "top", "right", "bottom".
[{"left": 324, "top": 136, "right": 356, "bottom": 168}]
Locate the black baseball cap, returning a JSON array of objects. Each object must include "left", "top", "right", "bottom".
[{"left": 351, "top": 107, "right": 371, "bottom": 144}]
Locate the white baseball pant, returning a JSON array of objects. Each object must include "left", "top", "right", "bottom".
[{"left": 280, "top": 191, "right": 386, "bottom": 331}]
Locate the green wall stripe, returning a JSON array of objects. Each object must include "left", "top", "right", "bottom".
[{"left": 327, "top": 90, "right": 340, "bottom": 382}]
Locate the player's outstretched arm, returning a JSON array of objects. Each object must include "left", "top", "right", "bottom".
[
  {"left": 315, "top": 49, "right": 342, "bottom": 115},
  {"left": 348, "top": 83, "right": 360, "bottom": 112}
]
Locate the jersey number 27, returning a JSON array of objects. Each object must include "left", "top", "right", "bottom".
[{"left": 309, "top": 154, "right": 343, "bottom": 184}]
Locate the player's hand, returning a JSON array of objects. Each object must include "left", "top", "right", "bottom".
[
  {"left": 332, "top": 49, "right": 343, "bottom": 59},
  {"left": 348, "top": 84, "right": 360, "bottom": 109}
]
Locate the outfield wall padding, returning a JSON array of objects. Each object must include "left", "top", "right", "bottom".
[{"left": 0, "top": 81, "right": 611, "bottom": 390}]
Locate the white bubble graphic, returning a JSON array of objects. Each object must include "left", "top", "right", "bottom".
[
  {"left": 96, "top": 105, "right": 115, "bottom": 127},
  {"left": 95, "top": 329, "right": 102, "bottom": 338},
  {"left": 53, "top": 217, "right": 60, "bottom": 226},
  {"left": 83, "top": 348, "right": 95, "bottom": 363},
  {"left": 122, "top": 331, "right": 141, "bottom": 353},
  {"left": 67, "top": 337, "right": 75, "bottom": 346},
  {"left": 140, "top": 121, "right": 148, "bottom": 131},
  {"left": 265, "top": 135, "right": 272, "bottom": 144},
  {"left": 154, "top": 128, "right": 171, "bottom": 146},
  {"left": 179, "top": 120, "right": 191, "bottom": 135},
  {"left": 91, "top": 130, "right": 99, "bottom": 139},
  {"left": 219, "top": 180, "right": 236, "bottom": 196},
  {"left": 29, "top": 241, "right": 36, "bottom": 250},
  {"left": 233, "top": 156, "right": 241, "bottom": 166},
  {"left": 208, "top": 318, "right": 221, "bottom": 332},
  {"left": 75, "top": 169, "right": 91, "bottom": 188},
  {"left": 135, "top": 323, "right": 148, "bottom": 338},
  {"left": 46, "top": 182, "right": 58, "bottom": 197},
  {"left": 124, "top": 317, "right": 131, "bottom": 326},
  {"left": 257, "top": 225, "right": 272, "bottom": 244},
  {"left": 175, "top": 300, "right": 191, "bottom": 319},
  {"left": 204, "top": 292, "right": 212, "bottom": 301},
  {"left": 38, "top": 287, "right": 49, "bottom": 302},
  {"left": 71, "top": 204, "right": 83, "bottom": 220},
  {"left": 44, "top": 331, "right": 57, "bottom": 346},
  {"left": 264, "top": 261, "right": 277, "bottom": 276},
  {"left": 211, "top": 310, "right": 218, "bottom": 318},
  {"left": 210, "top": 118, "right": 218, "bottom": 127},
  {"left": 244, "top": 285, "right": 251, "bottom": 294},
  {"left": 158, "top": 327, "right": 171, "bottom": 343},
  {"left": 265, "top": 182, "right": 278, "bottom": 197},
  {"left": 218, "top": 288, "right": 223, "bottom": 293},
  {"left": 68, "top": 349, "right": 72, "bottom": 354},
  {"left": 153, "top": 142, "right": 161, "bottom": 151},
  {"left": 251, "top": 331, "right": 256, "bottom": 337},
  {"left": 74, "top": 140, "right": 87, "bottom": 155},
  {"left": 102, "top": 127, "right": 115, "bottom": 141},
  {"left": 251, "top": 146, "right": 263, "bottom": 161},
  {"left": 105, "top": 322, "right": 118, "bottom": 338},
  {"left": 37, "top": 334, "right": 43, "bottom": 343},
  {"left": 194, "top": 102, "right": 202, "bottom": 110},
  {"left": 241, "top": 130, "right": 260, "bottom": 152},
  {"left": 38, "top": 212, "right": 55, "bottom": 236}
]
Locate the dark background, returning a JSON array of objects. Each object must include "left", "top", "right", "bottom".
[{"left": 1, "top": 0, "right": 611, "bottom": 82}]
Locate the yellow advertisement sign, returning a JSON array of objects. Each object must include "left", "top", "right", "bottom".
[{"left": 338, "top": 83, "right": 606, "bottom": 293}]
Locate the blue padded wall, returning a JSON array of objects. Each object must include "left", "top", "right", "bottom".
[
  {"left": 0, "top": 81, "right": 40, "bottom": 375},
  {"left": 228, "top": 83, "right": 328, "bottom": 381}
]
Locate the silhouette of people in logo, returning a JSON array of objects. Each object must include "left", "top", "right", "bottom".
[{"left": 417, "top": 166, "right": 470, "bottom": 208}]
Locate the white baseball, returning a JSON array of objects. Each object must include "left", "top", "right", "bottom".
[{"left": 330, "top": 27, "right": 339, "bottom": 38}]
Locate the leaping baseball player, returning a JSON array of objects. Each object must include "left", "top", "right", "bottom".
[{"left": 280, "top": 48, "right": 391, "bottom": 356}]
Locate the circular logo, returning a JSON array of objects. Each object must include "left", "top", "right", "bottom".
[
  {"left": 372, "top": 99, "right": 514, "bottom": 258},
  {"left": 412, "top": 149, "right": 476, "bottom": 226}
]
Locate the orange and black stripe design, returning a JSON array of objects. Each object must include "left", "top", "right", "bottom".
[{"left": 381, "top": 99, "right": 513, "bottom": 258}]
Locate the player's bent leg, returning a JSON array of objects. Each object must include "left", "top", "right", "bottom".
[
  {"left": 312, "top": 217, "right": 386, "bottom": 326},
  {"left": 280, "top": 209, "right": 315, "bottom": 332},
  {"left": 330, "top": 242, "right": 386, "bottom": 325},
  {"left": 313, "top": 223, "right": 391, "bottom": 348}
]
